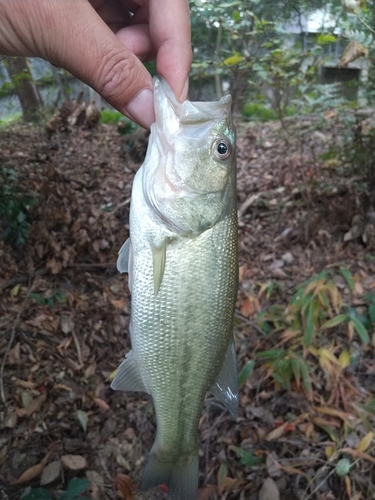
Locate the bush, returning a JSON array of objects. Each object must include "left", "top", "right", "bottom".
[
  {"left": 242, "top": 102, "right": 278, "bottom": 121},
  {"left": 0, "top": 166, "right": 35, "bottom": 248},
  {"left": 100, "top": 109, "right": 138, "bottom": 135}
]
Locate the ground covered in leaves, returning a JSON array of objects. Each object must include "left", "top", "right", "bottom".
[{"left": 1, "top": 114, "right": 375, "bottom": 500}]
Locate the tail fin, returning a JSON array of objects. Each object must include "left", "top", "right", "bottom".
[{"left": 141, "top": 448, "right": 198, "bottom": 500}]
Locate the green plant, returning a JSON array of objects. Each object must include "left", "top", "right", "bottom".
[
  {"left": 242, "top": 102, "right": 278, "bottom": 121},
  {"left": 29, "top": 291, "right": 67, "bottom": 308},
  {"left": 100, "top": 109, "right": 137, "bottom": 135},
  {"left": 21, "top": 478, "right": 91, "bottom": 500},
  {"left": 255, "top": 269, "right": 371, "bottom": 393},
  {"left": 100, "top": 109, "right": 124, "bottom": 124},
  {"left": 0, "top": 166, "right": 36, "bottom": 248},
  {"left": 0, "top": 112, "right": 22, "bottom": 129}
]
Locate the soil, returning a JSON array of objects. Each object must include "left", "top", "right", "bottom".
[{"left": 1, "top": 114, "right": 375, "bottom": 500}]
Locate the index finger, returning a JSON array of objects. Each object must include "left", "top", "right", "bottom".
[{"left": 149, "top": 0, "right": 192, "bottom": 101}]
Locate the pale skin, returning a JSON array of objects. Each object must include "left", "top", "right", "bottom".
[{"left": 0, "top": 0, "right": 192, "bottom": 128}]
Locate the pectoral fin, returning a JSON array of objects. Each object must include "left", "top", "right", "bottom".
[
  {"left": 211, "top": 339, "right": 239, "bottom": 418},
  {"left": 111, "top": 350, "right": 148, "bottom": 393},
  {"left": 152, "top": 239, "right": 167, "bottom": 295},
  {"left": 117, "top": 238, "right": 131, "bottom": 273}
]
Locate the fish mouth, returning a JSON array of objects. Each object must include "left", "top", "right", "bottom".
[{"left": 153, "top": 76, "right": 232, "bottom": 131}]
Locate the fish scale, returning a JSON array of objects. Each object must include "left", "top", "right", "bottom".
[{"left": 112, "top": 76, "right": 238, "bottom": 500}]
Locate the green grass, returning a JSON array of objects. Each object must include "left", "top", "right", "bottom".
[{"left": 0, "top": 112, "right": 22, "bottom": 129}]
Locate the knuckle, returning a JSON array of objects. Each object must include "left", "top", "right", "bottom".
[{"left": 97, "top": 51, "right": 136, "bottom": 102}]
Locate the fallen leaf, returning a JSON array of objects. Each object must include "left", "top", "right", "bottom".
[
  {"left": 8, "top": 342, "right": 21, "bottom": 364},
  {"left": 40, "top": 460, "right": 61, "bottom": 485},
  {"left": 4, "top": 409, "right": 17, "bottom": 429},
  {"left": 47, "top": 257, "right": 62, "bottom": 274},
  {"left": 111, "top": 298, "right": 127, "bottom": 309},
  {"left": 357, "top": 432, "right": 374, "bottom": 453},
  {"left": 265, "top": 422, "right": 289, "bottom": 441},
  {"left": 25, "top": 394, "right": 47, "bottom": 416},
  {"left": 93, "top": 397, "right": 110, "bottom": 412},
  {"left": 259, "top": 477, "right": 280, "bottom": 500},
  {"left": 114, "top": 473, "right": 134, "bottom": 499},
  {"left": 60, "top": 315, "right": 75, "bottom": 334},
  {"left": 61, "top": 454, "right": 87, "bottom": 470},
  {"left": 240, "top": 296, "right": 260, "bottom": 317},
  {"left": 76, "top": 410, "right": 89, "bottom": 432},
  {"left": 14, "top": 453, "right": 50, "bottom": 484}
]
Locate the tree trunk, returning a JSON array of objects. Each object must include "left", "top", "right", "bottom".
[
  {"left": 214, "top": 23, "right": 223, "bottom": 100},
  {"left": 230, "top": 69, "right": 248, "bottom": 117},
  {"left": 4, "top": 57, "right": 43, "bottom": 122}
]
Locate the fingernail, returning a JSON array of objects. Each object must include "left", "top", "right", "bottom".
[
  {"left": 180, "top": 77, "right": 189, "bottom": 102},
  {"left": 125, "top": 88, "right": 155, "bottom": 129}
]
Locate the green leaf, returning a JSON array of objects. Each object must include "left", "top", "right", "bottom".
[
  {"left": 218, "top": 462, "right": 228, "bottom": 491},
  {"left": 350, "top": 317, "right": 370, "bottom": 344},
  {"left": 321, "top": 314, "right": 347, "bottom": 329},
  {"left": 339, "top": 268, "right": 355, "bottom": 290},
  {"left": 59, "top": 478, "right": 90, "bottom": 500},
  {"left": 238, "top": 359, "right": 255, "bottom": 389},
  {"left": 21, "top": 488, "right": 52, "bottom": 500},
  {"left": 222, "top": 54, "right": 243, "bottom": 66},
  {"left": 335, "top": 458, "right": 351, "bottom": 476},
  {"left": 298, "top": 356, "right": 312, "bottom": 395},
  {"left": 255, "top": 349, "right": 282, "bottom": 359},
  {"left": 230, "top": 446, "right": 263, "bottom": 467},
  {"left": 303, "top": 302, "right": 315, "bottom": 347},
  {"left": 233, "top": 10, "right": 240, "bottom": 22},
  {"left": 317, "top": 34, "right": 337, "bottom": 45},
  {"left": 318, "top": 291, "right": 330, "bottom": 310}
]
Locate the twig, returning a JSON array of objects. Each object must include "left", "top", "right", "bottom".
[
  {"left": 66, "top": 262, "right": 116, "bottom": 269},
  {"left": 4, "top": 268, "right": 48, "bottom": 288},
  {"left": 71, "top": 329, "right": 83, "bottom": 367},
  {"left": 104, "top": 197, "right": 131, "bottom": 220},
  {"left": 301, "top": 466, "right": 334, "bottom": 500},
  {"left": 357, "top": 15, "right": 375, "bottom": 35},
  {"left": 0, "top": 282, "right": 34, "bottom": 405}
]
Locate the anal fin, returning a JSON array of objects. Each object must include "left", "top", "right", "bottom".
[
  {"left": 111, "top": 350, "right": 148, "bottom": 393},
  {"left": 211, "top": 339, "right": 239, "bottom": 417}
]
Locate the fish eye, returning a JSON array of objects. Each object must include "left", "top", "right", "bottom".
[{"left": 213, "top": 139, "right": 231, "bottom": 160}]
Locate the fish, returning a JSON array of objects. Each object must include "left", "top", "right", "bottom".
[{"left": 111, "top": 76, "right": 238, "bottom": 500}]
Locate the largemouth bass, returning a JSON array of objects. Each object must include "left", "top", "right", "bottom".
[{"left": 112, "top": 76, "right": 238, "bottom": 500}]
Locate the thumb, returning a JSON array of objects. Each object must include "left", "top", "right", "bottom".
[{"left": 35, "top": 1, "right": 155, "bottom": 128}]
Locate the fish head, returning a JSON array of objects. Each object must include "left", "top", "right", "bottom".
[{"left": 142, "top": 76, "right": 236, "bottom": 237}]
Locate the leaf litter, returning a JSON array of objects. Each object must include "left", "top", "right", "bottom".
[{"left": 0, "top": 115, "right": 375, "bottom": 499}]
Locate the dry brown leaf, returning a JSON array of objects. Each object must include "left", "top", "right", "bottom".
[
  {"left": 40, "top": 460, "right": 61, "bottom": 486},
  {"left": 111, "top": 298, "right": 127, "bottom": 309},
  {"left": 259, "top": 477, "right": 280, "bottom": 500},
  {"left": 26, "top": 393, "right": 47, "bottom": 416},
  {"left": 265, "top": 422, "right": 289, "bottom": 441},
  {"left": 4, "top": 409, "right": 17, "bottom": 429},
  {"left": 114, "top": 473, "right": 134, "bottom": 499},
  {"left": 357, "top": 431, "right": 374, "bottom": 452},
  {"left": 13, "top": 379, "right": 37, "bottom": 389},
  {"left": 60, "top": 315, "right": 75, "bottom": 334},
  {"left": 47, "top": 257, "right": 62, "bottom": 274},
  {"left": 14, "top": 453, "right": 50, "bottom": 484},
  {"left": 198, "top": 485, "right": 217, "bottom": 500},
  {"left": 338, "top": 40, "right": 368, "bottom": 67},
  {"left": 8, "top": 342, "right": 21, "bottom": 365},
  {"left": 93, "top": 397, "right": 110, "bottom": 412},
  {"left": 61, "top": 454, "right": 87, "bottom": 470},
  {"left": 341, "top": 447, "right": 375, "bottom": 464}
]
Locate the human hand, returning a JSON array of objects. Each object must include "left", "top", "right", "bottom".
[{"left": 0, "top": 0, "right": 192, "bottom": 128}]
